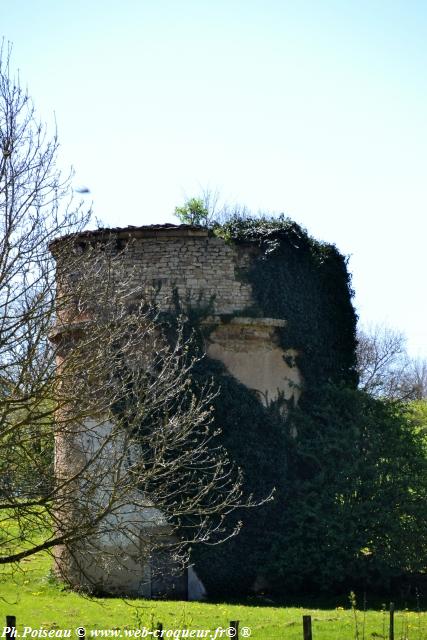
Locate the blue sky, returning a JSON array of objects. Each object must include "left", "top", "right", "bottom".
[{"left": 3, "top": 0, "right": 427, "bottom": 356}]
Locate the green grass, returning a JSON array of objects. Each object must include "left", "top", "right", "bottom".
[{"left": 1, "top": 551, "right": 427, "bottom": 639}]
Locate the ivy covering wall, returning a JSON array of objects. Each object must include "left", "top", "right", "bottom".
[
  {"left": 187, "top": 216, "right": 427, "bottom": 596},
  {"left": 189, "top": 215, "right": 356, "bottom": 593},
  {"left": 215, "top": 215, "right": 358, "bottom": 388}
]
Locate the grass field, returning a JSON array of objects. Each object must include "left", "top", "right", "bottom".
[{"left": 1, "top": 550, "right": 426, "bottom": 639}]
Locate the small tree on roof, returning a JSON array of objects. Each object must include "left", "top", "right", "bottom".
[{"left": 174, "top": 197, "right": 210, "bottom": 226}]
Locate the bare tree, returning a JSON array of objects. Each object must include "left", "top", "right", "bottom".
[
  {"left": 0, "top": 38, "right": 90, "bottom": 523},
  {"left": 406, "top": 357, "right": 427, "bottom": 400},
  {"left": 356, "top": 323, "right": 427, "bottom": 400},
  {"left": 0, "top": 44, "right": 256, "bottom": 594}
]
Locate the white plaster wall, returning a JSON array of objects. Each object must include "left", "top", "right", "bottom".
[
  {"left": 206, "top": 317, "right": 302, "bottom": 406},
  {"left": 54, "top": 417, "right": 170, "bottom": 595}
]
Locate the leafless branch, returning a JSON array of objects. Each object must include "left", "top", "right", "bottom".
[{"left": 0, "top": 45, "right": 260, "bottom": 596}]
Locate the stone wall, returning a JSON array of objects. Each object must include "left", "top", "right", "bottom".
[
  {"left": 50, "top": 224, "right": 302, "bottom": 599},
  {"left": 124, "top": 234, "right": 253, "bottom": 314},
  {"left": 51, "top": 225, "right": 254, "bottom": 316}
]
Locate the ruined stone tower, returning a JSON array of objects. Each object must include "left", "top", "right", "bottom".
[{"left": 50, "top": 223, "right": 301, "bottom": 598}]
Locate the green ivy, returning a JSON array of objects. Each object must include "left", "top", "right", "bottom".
[
  {"left": 216, "top": 214, "right": 358, "bottom": 389},
  {"left": 161, "top": 215, "right": 426, "bottom": 596},
  {"left": 269, "top": 386, "right": 427, "bottom": 593},
  {"left": 189, "top": 356, "right": 287, "bottom": 596},
  {"left": 189, "top": 215, "right": 361, "bottom": 594}
]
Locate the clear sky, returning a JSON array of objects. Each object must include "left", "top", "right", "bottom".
[{"left": 3, "top": 0, "right": 426, "bottom": 356}]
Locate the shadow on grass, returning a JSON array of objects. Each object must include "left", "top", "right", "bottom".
[{"left": 205, "top": 591, "right": 427, "bottom": 612}]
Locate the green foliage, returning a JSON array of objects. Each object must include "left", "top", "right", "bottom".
[
  {"left": 270, "top": 387, "right": 427, "bottom": 593},
  {"left": 0, "top": 408, "right": 54, "bottom": 500},
  {"left": 407, "top": 399, "right": 427, "bottom": 446},
  {"left": 217, "top": 214, "right": 358, "bottom": 388},
  {"left": 174, "top": 198, "right": 210, "bottom": 226},
  {"left": 190, "top": 356, "right": 286, "bottom": 596},
  {"left": 179, "top": 214, "right": 357, "bottom": 593},
  {"left": 184, "top": 215, "right": 427, "bottom": 596}
]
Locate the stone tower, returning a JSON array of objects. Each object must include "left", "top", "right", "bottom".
[{"left": 50, "top": 223, "right": 301, "bottom": 598}]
